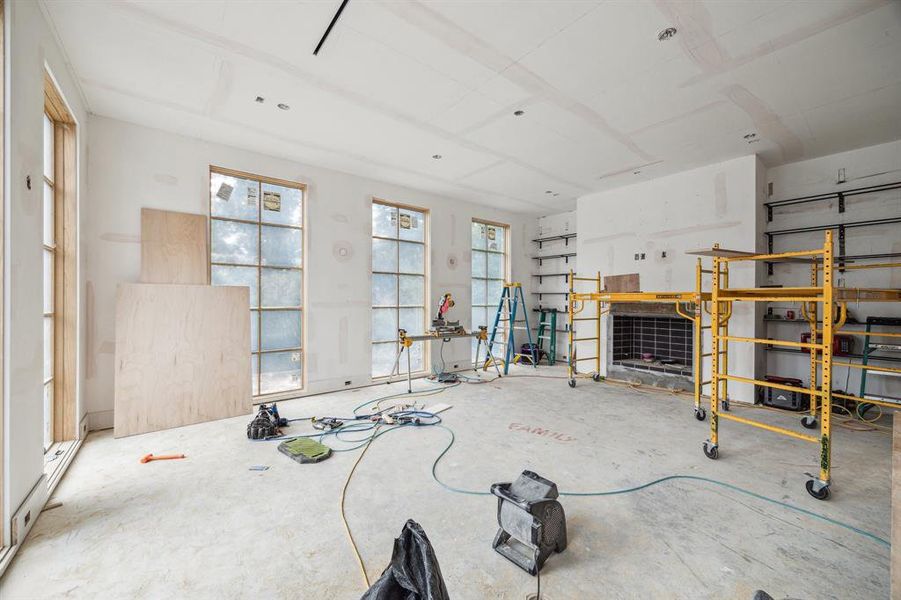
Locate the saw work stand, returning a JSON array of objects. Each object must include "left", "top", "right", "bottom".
[{"left": 389, "top": 327, "right": 501, "bottom": 394}]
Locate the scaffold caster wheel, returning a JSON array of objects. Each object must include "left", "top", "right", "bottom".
[
  {"left": 801, "top": 416, "right": 817, "bottom": 429},
  {"left": 721, "top": 400, "right": 730, "bottom": 411},
  {"left": 695, "top": 407, "right": 706, "bottom": 421},
  {"left": 702, "top": 441, "right": 718, "bottom": 460},
  {"left": 592, "top": 373, "right": 602, "bottom": 382},
  {"left": 805, "top": 480, "right": 830, "bottom": 500},
  {"left": 568, "top": 380, "right": 576, "bottom": 388}
]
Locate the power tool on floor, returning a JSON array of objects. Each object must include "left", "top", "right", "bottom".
[
  {"left": 246, "top": 403, "right": 288, "bottom": 440},
  {"left": 491, "top": 470, "right": 567, "bottom": 575}
]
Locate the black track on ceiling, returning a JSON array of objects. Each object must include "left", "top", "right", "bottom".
[{"left": 313, "top": 0, "right": 350, "bottom": 56}]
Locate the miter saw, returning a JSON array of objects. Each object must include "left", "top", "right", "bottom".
[{"left": 431, "top": 293, "right": 465, "bottom": 336}]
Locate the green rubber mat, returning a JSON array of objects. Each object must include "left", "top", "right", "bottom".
[{"left": 277, "top": 438, "right": 332, "bottom": 464}]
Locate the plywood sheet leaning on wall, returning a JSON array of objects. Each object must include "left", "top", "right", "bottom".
[
  {"left": 140, "top": 208, "right": 209, "bottom": 284},
  {"left": 604, "top": 273, "right": 640, "bottom": 293},
  {"left": 114, "top": 284, "right": 251, "bottom": 437},
  {"left": 893, "top": 412, "right": 901, "bottom": 599}
]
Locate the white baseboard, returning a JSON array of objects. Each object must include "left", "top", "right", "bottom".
[{"left": 87, "top": 409, "right": 113, "bottom": 431}]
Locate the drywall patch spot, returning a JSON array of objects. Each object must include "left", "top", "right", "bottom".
[
  {"left": 153, "top": 174, "right": 178, "bottom": 185},
  {"left": 714, "top": 172, "right": 728, "bottom": 217},
  {"left": 331, "top": 213, "right": 349, "bottom": 223},
  {"left": 446, "top": 254, "right": 459, "bottom": 270},
  {"left": 333, "top": 241, "right": 353, "bottom": 262}
]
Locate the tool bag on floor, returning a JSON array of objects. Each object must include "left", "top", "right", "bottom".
[{"left": 361, "top": 519, "right": 450, "bottom": 600}]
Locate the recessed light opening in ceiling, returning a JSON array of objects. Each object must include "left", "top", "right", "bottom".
[
  {"left": 513, "top": 110, "right": 525, "bottom": 116},
  {"left": 277, "top": 103, "right": 290, "bottom": 110},
  {"left": 432, "top": 154, "right": 442, "bottom": 160}
]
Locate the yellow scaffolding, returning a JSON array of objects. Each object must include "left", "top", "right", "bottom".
[
  {"left": 566, "top": 270, "right": 603, "bottom": 386},
  {"left": 701, "top": 230, "right": 901, "bottom": 500},
  {"left": 567, "top": 274, "right": 712, "bottom": 420}
]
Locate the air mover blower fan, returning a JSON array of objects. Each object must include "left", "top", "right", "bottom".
[{"left": 490, "top": 470, "right": 567, "bottom": 575}]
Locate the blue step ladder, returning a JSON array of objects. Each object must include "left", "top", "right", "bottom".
[{"left": 485, "top": 283, "right": 537, "bottom": 374}]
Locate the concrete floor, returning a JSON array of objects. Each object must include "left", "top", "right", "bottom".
[{"left": 1, "top": 367, "right": 893, "bottom": 599}]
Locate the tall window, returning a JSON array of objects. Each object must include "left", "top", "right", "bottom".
[
  {"left": 371, "top": 200, "right": 428, "bottom": 378},
  {"left": 209, "top": 167, "right": 304, "bottom": 397},
  {"left": 471, "top": 220, "right": 508, "bottom": 358},
  {"left": 42, "top": 73, "right": 77, "bottom": 453}
]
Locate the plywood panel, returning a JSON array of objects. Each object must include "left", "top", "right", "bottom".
[
  {"left": 893, "top": 412, "right": 901, "bottom": 599},
  {"left": 114, "top": 284, "right": 250, "bottom": 437},
  {"left": 140, "top": 208, "right": 209, "bottom": 284},
  {"left": 604, "top": 273, "right": 640, "bottom": 293}
]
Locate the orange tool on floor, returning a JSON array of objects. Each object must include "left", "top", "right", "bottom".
[{"left": 140, "top": 453, "right": 186, "bottom": 464}]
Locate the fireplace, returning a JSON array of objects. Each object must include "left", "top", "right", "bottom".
[{"left": 610, "top": 313, "right": 693, "bottom": 381}]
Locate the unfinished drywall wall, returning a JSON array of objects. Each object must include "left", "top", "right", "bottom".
[
  {"left": 764, "top": 140, "right": 901, "bottom": 402},
  {"left": 84, "top": 116, "right": 533, "bottom": 428},
  {"left": 575, "top": 155, "right": 765, "bottom": 402},
  {"left": 3, "top": 0, "right": 89, "bottom": 546}
]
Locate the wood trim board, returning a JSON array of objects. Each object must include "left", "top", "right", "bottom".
[
  {"left": 114, "top": 284, "right": 251, "bottom": 437},
  {"left": 604, "top": 273, "right": 640, "bottom": 293}
]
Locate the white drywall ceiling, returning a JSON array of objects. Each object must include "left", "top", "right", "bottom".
[{"left": 43, "top": 0, "right": 901, "bottom": 213}]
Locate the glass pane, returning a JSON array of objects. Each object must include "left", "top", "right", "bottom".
[
  {"left": 43, "top": 114, "right": 54, "bottom": 182},
  {"left": 44, "top": 317, "right": 53, "bottom": 379},
  {"left": 43, "top": 182, "right": 54, "bottom": 245},
  {"left": 399, "top": 307, "right": 424, "bottom": 336},
  {"left": 372, "top": 342, "right": 397, "bottom": 378},
  {"left": 372, "top": 238, "right": 398, "bottom": 272},
  {"left": 372, "top": 308, "right": 398, "bottom": 342},
  {"left": 262, "top": 268, "right": 302, "bottom": 308},
  {"left": 398, "top": 275, "right": 424, "bottom": 306},
  {"left": 251, "top": 311, "right": 260, "bottom": 352},
  {"left": 471, "top": 307, "right": 487, "bottom": 330},
  {"left": 43, "top": 250, "right": 54, "bottom": 313},
  {"left": 261, "top": 182, "right": 302, "bottom": 226},
  {"left": 398, "top": 208, "right": 425, "bottom": 242},
  {"left": 212, "top": 219, "right": 258, "bottom": 265},
  {"left": 409, "top": 343, "right": 424, "bottom": 373},
  {"left": 251, "top": 354, "right": 259, "bottom": 396},
  {"left": 487, "top": 279, "right": 504, "bottom": 306},
  {"left": 471, "top": 221, "right": 485, "bottom": 249},
  {"left": 472, "top": 279, "right": 487, "bottom": 305},
  {"left": 487, "top": 225, "right": 505, "bottom": 253},
  {"left": 372, "top": 203, "right": 397, "bottom": 238},
  {"left": 211, "top": 265, "right": 258, "bottom": 308},
  {"left": 210, "top": 172, "right": 259, "bottom": 221},
  {"left": 261, "top": 225, "right": 302, "bottom": 268},
  {"left": 43, "top": 383, "right": 53, "bottom": 452},
  {"left": 472, "top": 250, "right": 486, "bottom": 278},
  {"left": 398, "top": 241, "right": 424, "bottom": 274},
  {"left": 261, "top": 310, "right": 301, "bottom": 351},
  {"left": 372, "top": 274, "right": 398, "bottom": 306},
  {"left": 260, "top": 350, "right": 302, "bottom": 394},
  {"left": 487, "top": 252, "right": 503, "bottom": 279}
]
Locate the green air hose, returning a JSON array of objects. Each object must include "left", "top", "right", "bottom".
[{"left": 428, "top": 425, "right": 890, "bottom": 548}]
